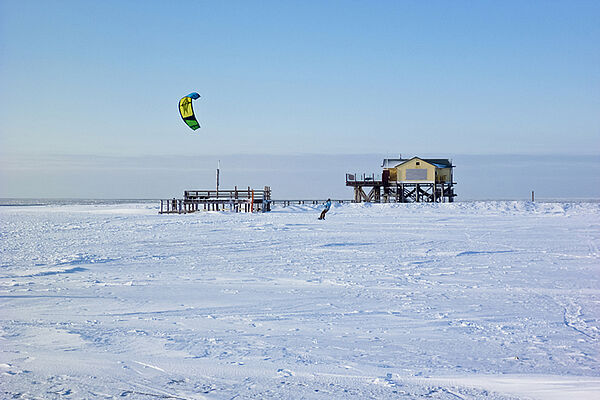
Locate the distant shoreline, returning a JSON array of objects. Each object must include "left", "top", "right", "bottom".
[{"left": 1, "top": 198, "right": 599, "bottom": 207}]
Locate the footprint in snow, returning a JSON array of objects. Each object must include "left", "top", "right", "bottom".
[{"left": 277, "top": 368, "right": 294, "bottom": 377}]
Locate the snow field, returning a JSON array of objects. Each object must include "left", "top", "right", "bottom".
[{"left": 1, "top": 201, "right": 599, "bottom": 399}]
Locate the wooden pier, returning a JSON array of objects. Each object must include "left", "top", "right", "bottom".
[
  {"left": 270, "top": 199, "right": 349, "bottom": 207},
  {"left": 160, "top": 186, "right": 271, "bottom": 214}
]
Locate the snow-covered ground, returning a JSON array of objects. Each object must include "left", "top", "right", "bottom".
[{"left": 1, "top": 201, "right": 599, "bottom": 399}]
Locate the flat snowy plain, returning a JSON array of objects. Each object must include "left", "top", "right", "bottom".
[{"left": 1, "top": 201, "right": 599, "bottom": 399}]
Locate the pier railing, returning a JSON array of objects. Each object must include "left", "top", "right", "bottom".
[
  {"left": 270, "top": 199, "right": 349, "bottom": 207},
  {"left": 160, "top": 186, "right": 271, "bottom": 214},
  {"left": 184, "top": 188, "right": 270, "bottom": 201}
]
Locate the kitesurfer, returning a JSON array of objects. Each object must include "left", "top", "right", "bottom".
[{"left": 318, "top": 199, "right": 331, "bottom": 220}]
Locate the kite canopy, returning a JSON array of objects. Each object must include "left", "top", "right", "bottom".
[{"left": 179, "top": 92, "right": 201, "bottom": 130}]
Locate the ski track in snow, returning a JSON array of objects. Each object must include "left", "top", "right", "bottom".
[{"left": 0, "top": 201, "right": 599, "bottom": 399}]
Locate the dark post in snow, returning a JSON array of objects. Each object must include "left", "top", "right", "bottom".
[
  {"left": 216, "top": 160, "right": 220, "bottom": 192},
  {"left": 532, "top": 190, "right": 535, "bottom": 202}
]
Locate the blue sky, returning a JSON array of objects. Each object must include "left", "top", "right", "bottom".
[
  {"left": 1, "top": 0, "right": 598, "bottom": 157},
  {"left": 0, "top": 1, "right": 599, "bottom": 198}
]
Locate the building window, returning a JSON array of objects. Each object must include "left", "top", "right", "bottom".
[{"left": 406, "top": 169, "right": 428, "bottom": 180}]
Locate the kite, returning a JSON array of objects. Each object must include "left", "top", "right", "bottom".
[{"left": 179, "top": 92, "right": 201, "bottom": 130}]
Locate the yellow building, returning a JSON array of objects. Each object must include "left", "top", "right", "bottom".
[
  {"left": 346, "top": 156, "right": 456, "bottom": 203},
  {"left": 382, "top": 157, "right": 454, "bottom": 184}
]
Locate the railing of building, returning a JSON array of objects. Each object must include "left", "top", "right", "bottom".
[{"left": 345, "top": 173, "right": 379, "bottom": 183}]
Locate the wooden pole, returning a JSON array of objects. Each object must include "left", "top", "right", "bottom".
[
  {"left": 532, "top": 190, "right": 535, "bottom": 202},
  {"left": 216, "top": 160, "right": 220, "bottom": 192}
]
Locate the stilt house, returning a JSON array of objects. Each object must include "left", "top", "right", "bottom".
[
  {"left": 382, "top": 157, "right": 453, "bottom": 184},
  {"left": 346, "top": 156, "right": 456, "bottom": 203}
]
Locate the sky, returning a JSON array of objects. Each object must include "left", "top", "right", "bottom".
[{"left": 0, "top": 1, "right": 599, "bottom": 198}]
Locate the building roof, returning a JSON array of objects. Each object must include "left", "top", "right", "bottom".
[
  {"left": 381, "top": 158, "right": 405, "bottom": 168},
  {"left": 382, "top": 157, "right": 453, "bottom": 169}
]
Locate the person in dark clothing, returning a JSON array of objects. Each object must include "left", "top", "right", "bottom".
[{"left": 318, "top": 198, "right": 332, "bottom": 220}]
